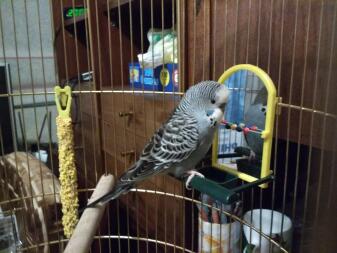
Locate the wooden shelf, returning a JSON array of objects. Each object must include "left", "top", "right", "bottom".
[
  {"left": 105, "top": 0, "right": 132, "bottom": 10},
  {"left": 64, "top": 14, "right": 87, "bottom": 27}
]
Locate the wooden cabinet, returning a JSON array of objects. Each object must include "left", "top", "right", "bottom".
[{"left": 99, "top": 93, "right": 184, "bottom": 251}]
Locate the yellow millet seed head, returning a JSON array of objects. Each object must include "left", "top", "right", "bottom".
[{"left": 56, "top": 115, "right": 79, "bottom": 238}]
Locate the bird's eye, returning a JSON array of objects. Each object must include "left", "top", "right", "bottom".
[{"left": 211, "top": 99, "right": 216, "bottom": 104}]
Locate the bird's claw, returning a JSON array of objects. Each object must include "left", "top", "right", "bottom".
[
  {"left": 185, "top": 170, "right": 205, "bottom": 190},
  {"left": 248, "top": 150, "right": 256, "bottom": 162},
  {"left": 233, "top": 200, "right": 243, "bottom": 216}
]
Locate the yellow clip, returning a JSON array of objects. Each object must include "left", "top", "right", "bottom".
[{"left": 55, "top": 85, "right": 72, "bottom": 118}]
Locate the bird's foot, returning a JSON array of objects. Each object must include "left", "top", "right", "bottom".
[
  {"left": 233, "top": 200, "right": 243, "bottom": 216},
  {"left": 185, "top": 170, "right": 205, "bottom": 190},
  {"left": 248, "top": 150, "right": 256, "bottom": 162}
]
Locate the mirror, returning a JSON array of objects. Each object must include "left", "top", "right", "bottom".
[{"left": 212, "top": 65, "right": 277, "bottom": 187}]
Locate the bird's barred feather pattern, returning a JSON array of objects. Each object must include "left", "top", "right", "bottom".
[
  {"left": 119, "top": 110, "right": 199, "bottom": 184},
  {"left": 82, "top": 109, "right": 201, "bottom": 210}
]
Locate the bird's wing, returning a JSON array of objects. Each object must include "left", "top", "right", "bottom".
[
  {"left": 119, "top": 113, "right": 199, "bottom": 184},
  {"left": 82, "top": 113, "right": 200, "bottom": 209}
]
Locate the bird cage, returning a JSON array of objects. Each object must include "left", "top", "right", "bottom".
[{"left": 0, "top": 0, "right": 336, "bottom": 253}]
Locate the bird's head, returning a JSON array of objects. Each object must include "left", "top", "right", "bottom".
[{"left": 180, "top": 81, "right": 229, "bottom": 123}]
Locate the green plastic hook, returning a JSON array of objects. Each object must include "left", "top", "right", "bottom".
[{"left": 55, "top": 85, "right": 72, "bottom": 118}]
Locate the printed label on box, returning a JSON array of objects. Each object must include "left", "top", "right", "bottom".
[
  {"left": 130, "top": 68, "right": 140, "bottom": 83},
  {"left": 160, "top": 68, "right": 170, "bottom": 86},
  {"left": 144, "top": 77, "right": 158, "bottom": 85},
  {"left": 173, "top": 69, "right": 178, "bottom": 88},
  {"left": 144, "top": 68, "right": 154, "bottom": 76}
]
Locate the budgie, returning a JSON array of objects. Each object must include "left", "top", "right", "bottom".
[
  {"left": 244, "top": 86, "right": 267, "bottom": 160},
  {"left": 84, "top": 81, "right": 229, "bottom": 209}
]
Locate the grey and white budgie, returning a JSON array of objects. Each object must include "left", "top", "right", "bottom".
[
  {"left": 84, "top": 81, "right": 229, "bottom": 209},
  {"left": 244, "top": 86, "right": 267, "bottom": 160}
]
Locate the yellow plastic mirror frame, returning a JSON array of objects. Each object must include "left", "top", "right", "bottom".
[{"left": 212, "top": 64, "right": 277, "bottom": 188}]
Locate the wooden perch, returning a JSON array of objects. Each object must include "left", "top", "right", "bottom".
[{"left": 64, "top": 174, "right": 114, "bottom": 253}]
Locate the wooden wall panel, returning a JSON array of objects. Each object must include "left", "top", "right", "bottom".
[{"left": 185, "top": 0, "right": 211, "bottom": 85}]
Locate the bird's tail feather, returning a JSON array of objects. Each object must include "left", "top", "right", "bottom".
[
  {"left": 79, "top": 183, "right": 132, "bottom": 213},
  {"left": 79, "top": 162, "right": 141, "bottom": 214}
]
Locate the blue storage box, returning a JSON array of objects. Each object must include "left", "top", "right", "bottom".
[{"left": 129, "top": 62, "right": 179, "bottom": 92}]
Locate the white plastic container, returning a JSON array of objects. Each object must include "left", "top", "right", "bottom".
[
  {"left": 243, "top": 209, "right": 292, "bottom": 253},
  {"left": 198, "top": 217, "right": 240, "bottom": 253},
  {"left": 33, "top": 150, "right": 48, "bottom": 163}
]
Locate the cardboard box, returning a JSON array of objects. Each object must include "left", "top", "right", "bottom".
[{"left": 129, "top": 63, "right": 179, "bottom": 92}]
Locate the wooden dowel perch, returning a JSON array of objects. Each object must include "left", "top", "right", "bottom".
[{"left": 64, "top": 174, "right": 115, "bottom": 253}]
